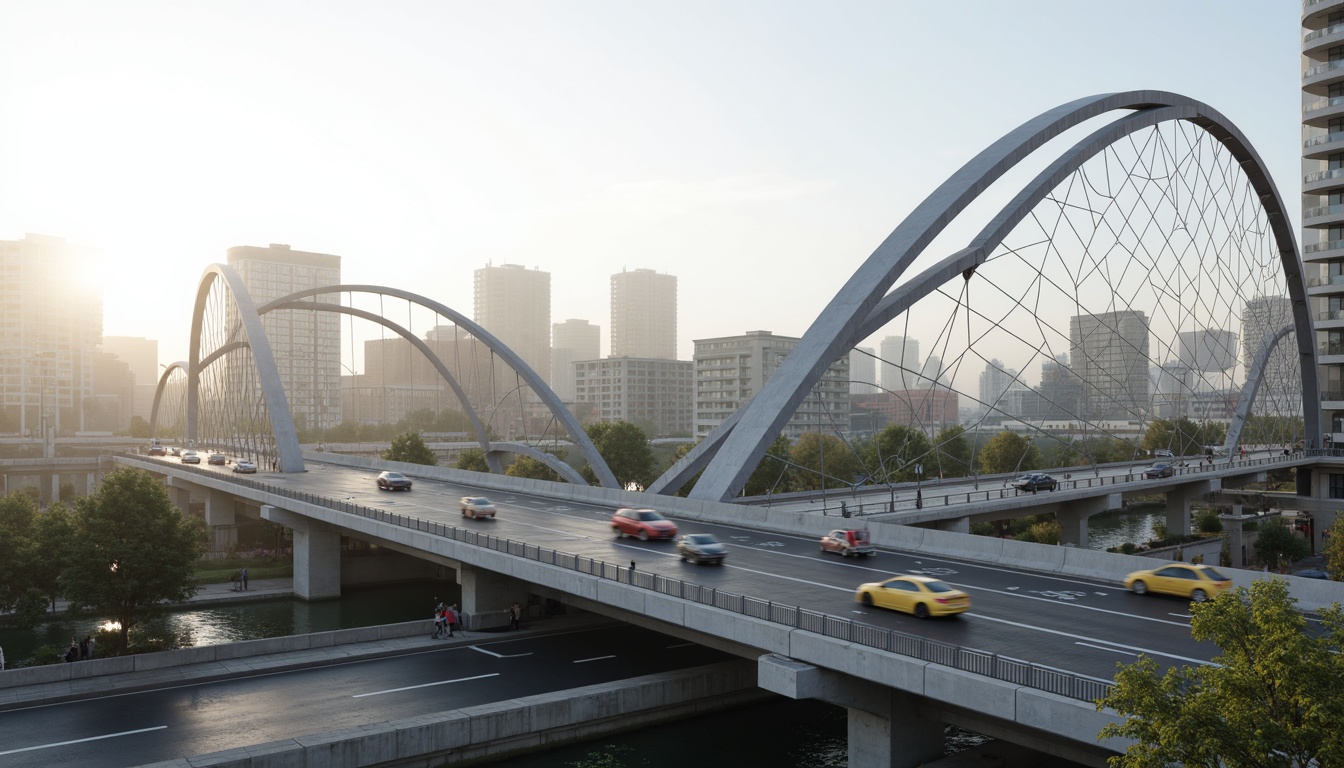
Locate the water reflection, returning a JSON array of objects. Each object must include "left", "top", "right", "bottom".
[{"left": 1088, "top": 504, "right": 1164, "bottom": 552}]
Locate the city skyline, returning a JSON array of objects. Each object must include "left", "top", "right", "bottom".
[{"left": 0, "top": 2, "right": 1300, "bottom": 380}]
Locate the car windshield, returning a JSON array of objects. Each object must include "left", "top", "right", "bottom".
[
  {"left": 473, "top": 498, "right": 490, "bottom": 504},
  {"left": 635, "top": 511, "right": 665, "bottom": 521},
  {"left": 922, "top": 580, "right": 956, "bottom": 593},
  {"left": 384, "top": 472, "right": 404, "bottom": 480},
  {"left": 686, "top": 534, "right": 715, "bottom": 544}
]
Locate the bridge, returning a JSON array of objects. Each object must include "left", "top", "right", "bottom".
[{"left": 66, "top": 90, "right": 1344, "bottom": 766}]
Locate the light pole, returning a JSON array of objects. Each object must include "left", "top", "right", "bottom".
[
  {"left": 915, "top": 462, "right": 924, "bottom": 509},
  {"left": 879, "top": 454, "right": 903, "bottom": 513}
]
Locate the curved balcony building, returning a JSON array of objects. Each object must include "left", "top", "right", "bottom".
[{"left": 1304, "top": 0, "right": 1344, "bottom": 433}]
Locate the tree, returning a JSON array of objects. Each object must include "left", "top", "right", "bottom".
[
  {"left": 1325, "top": 516, "right": 1344, "bottom": 581},
  {"left": 323, "top": 420, "right": 361, "bottom": 443},
  {"left": 1142, "top": 417, "right": 1226, "bottom": 457},
  {"left": 978, "top": 430, "right": 1040, "bottom": 474},
  {"left": 506, "top": 454, "right": 560, "bottom": 482},
  {"left": 742, "top": 435, "right": 795, "bottom": 497},
  {"left": 62, "top": 468, "right": 205, "bottom": 653},
  {"left": 0, "top": 491, "right": 39, "bottom": 615},
  {"left": 930, "top": 424, "right": 974, "bottom": 478},
  {"left": 31, "top": 502, "right": 75, "bottom": 616},
  {"left": 864, "top": 425, "right": 932, "bottom": 483},
  {"left": 1253, "top": 517, "right": 1310, "bottom": 570},
  {"left": 580, "top": 421, "right": 654, "bottom": 489},
  {"left": 1098, "top": 579, "right": 1344, "bottom": 767},
  {"left": 124, "top": 416, "right": 152, "bottom": 438},
  {"left": 789, "top": 432, "right": 865, "bottom": 491},
  {"left": 455, "top": 448, "right": 490, "bottom": 473},
  {"left": 382, "top": 432, "right": 437, "bottom": 465}
]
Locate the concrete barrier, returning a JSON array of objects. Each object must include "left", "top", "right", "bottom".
[{"left": 135, "top": 661, "right": 765, "bottom": 768}]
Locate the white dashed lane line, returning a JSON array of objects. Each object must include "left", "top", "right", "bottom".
[
  {"left": 0, "top": 727, "right": 169, "bottom": 756},
  {"left": 353, "top": 673, "right": 500, "bottom": 698},
  {"left": 573, "top": 655, "right": 617, "bottom": 664}
]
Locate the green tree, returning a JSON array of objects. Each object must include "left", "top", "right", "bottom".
[
  {"left": 865, "top": 425, "right": 932, "bottom": 483},
  {"left": 930, "top": 424, "right": 973, "bottom": 478},
  {"left": 62, "top": 468, "right": 205, "bottom": 653},
  {"left": 742, "top": 435, "right": 795, "bottom": 497},
  {"left": 580, "top": 421, "right": 654, "bottom": 489},
  {"left": 1253, "top": 517, "right": 1310, "bottom": 570},
  {"left": 382, "top": 432, "right": 438, "bottom": 465},
  {"left": 123, "top": 416, "right": 152, "bottom": 438},
  {"left": 789, "top": 432, "right": 865, "bottom": 491},
  {"left": 323, "top": 420, "right": 361, "bottom": 443},
  {"left": 506, "top": 454, "right": 560, "bottom": 482},
  {"left": 455, "top": 448, "right": 490, "bottom": 473},
  {"left": 1325, "top": 516, "right": 1344, "bottom": 581},
  {"left": 31, "top": 502, "right": 75, "bottom": 616},
  {"left": 1098, "top": 579, "right": 1344, "bottom": 767},
  {"left": 1142, "top": 417, "right": 1226, "bottom": 457},
  {"left": 978, "top": 430, "right": 1040, "bottom": 474},
  {"left": 1194, "top": 508, "right": 1223, "bottom": 534},
  {"left": 0, "top": 492, "right": 39, "bottom": 615},
  {"left": 1028, "top": 519, "right": 1061, "bottom": 545}
]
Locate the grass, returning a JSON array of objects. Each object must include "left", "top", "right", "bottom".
[{"left": 195, "top": 556, "right": 293, "bottom": 583}]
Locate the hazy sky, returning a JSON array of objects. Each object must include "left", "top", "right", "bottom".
[{"left": 0, "top": 1, "right": 1304, "bottom": 375}]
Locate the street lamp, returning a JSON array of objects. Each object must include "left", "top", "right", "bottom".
[
  {"left": 915, "top": 462, "right": 924, "bottom": 509},
  {"left": 878, "top": 454, "right": 903, "bottom": 513}
]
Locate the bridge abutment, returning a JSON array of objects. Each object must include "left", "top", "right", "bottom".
[
  {"left": 205, "top": 489, "right": 238, "bottom": 552},
  {"left": 1164, "top": 480, "right": 1216, "bottom": 537},
  {"left": 458, "top": 564, "right": 526, "bottom": 630},
  {"left": 262, "top": 505, "right": 341, "bottom": 600},
  {"left": 1056, "top": 494, "right": 1119, "bottom": 547},
  {"left": 758, "top": 654, "right": 944, "bottom": 768}
]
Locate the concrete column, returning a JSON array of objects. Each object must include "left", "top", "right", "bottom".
[
  {"left": 759, "top": 654, "right": 944, "bottom": 768},
  {"left": 85, "top": 472, "right": 96, "bottom": 495},
  {"left": 50, "top": 472, "right": 61, "bottom": 504},
  {"left": 935, "top": 516, "right": 969, "bottom": 534},
  {"left": 205, "top": 489, "right": 238, "bottom": 552},
  {"left": 261, "top": 505, "right": 341, "bottom": 600},
  {"left": 1056, "top": 494, "right": 1120, "bottom": 547},
  {"left": 1165, "top": 480, "right": 1217, "bottom": 537},
  {"left": 459, "top": 564, "right": 526, "bottom": 630},
  {"left": 37, "top": 472, "right": 53, "bottom": 506}
]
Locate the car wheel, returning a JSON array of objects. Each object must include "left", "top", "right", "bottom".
[
  {"left": 1131, "top": 580, "right": 1148, "bottom": 595},
  {"left": 1191, "top": 588, "right": 1208, "bottom": 603},
  {"left": 638, "top": 530, "right": 650, "bottom": 541},
  {"left": 860, "top": 593, "right": 874, "bottom": 607},
  {"left": 613, "top": 527, "right": 623, "bottom": 538},
  {"left": 842, "top": 548, "right": 852, "bottom": 558},
  {"left": 914, "top": 603, "right": 930, "bottom": 619}
]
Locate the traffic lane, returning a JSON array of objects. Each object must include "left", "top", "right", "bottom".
[{"left": 0, "top": 624, "right": 731, "bottom": 768}]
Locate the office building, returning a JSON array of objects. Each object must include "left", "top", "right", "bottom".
[
  {"left": 1069, "top": 310, "right": 1150, "bottom": 421},
  {"left": 573, "top": 357, "right": 693, "bottom": 436},
  {"left": 474, "top": 263, "right": 551, "bottom": 384},
  {"left": 102, "top": 335, "right": 159, "bottom": 422},
  {"left": 552, "top": 319, "right": 601, "bottom": 402},
  {"left": 693, "top": 330, "right": 849, "bottom": 439},
  {"left": 611, "top": 268, "right": 676, "bottom": 359},
  {"left": 879, "top": 335, "right": 920, "bottom": 392},
  {"left": 0, "top": 234, "right": 101, "bottom": 436},
  {"left": 978, "top": 359, "right": 1017, "bottom": 418},
  {"left": 849, "top": 347, "right": 877, "bottom": 394},
  {"left": 227, "top": 243, "right": 342, "bottom": 431},
  {"left": 850, "top": 389, "right": 958, "bottom": 431},
  {"left": 343, "top": 325, "right": 492, "bottom": 424}
]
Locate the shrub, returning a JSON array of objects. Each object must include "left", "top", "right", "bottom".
[
  {"left": 1119, "top": 542, "right": 1138, "bottom": 555},
  {"left": 1151, "top": 522, "right": 1170, "bottom": 542},
  {"left": 1194, "top": 508, "right": 1223, "bottom": 534}
]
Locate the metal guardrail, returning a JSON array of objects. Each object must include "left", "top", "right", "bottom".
[{"left": 116, "top": 453, "right": 1116, "bottom": 703}]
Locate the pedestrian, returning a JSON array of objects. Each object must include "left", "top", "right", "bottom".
[
  {"left": 509, "top": 602, "right": 521, "bottom": 631},
  {"left": 431, "top": 606, "right": 445, "bottom": 639},
  {"left": 87, "top": 634, "right": 96, "bottom": 660},
  {"left": 447, "top": 604, "right": 460, "bottom": 637},
  {"left": 1, "top": 643, "right": 5, "bottom": 671},
  {"left": 630, "top": 560, "right": 636, "bottom": 571},
  {"left": 78, "top": 635, "right": 88, "bottom": 660},
  {"left": 229, "top": 570, "right": 240, "bottom": 591},
  {"left": 65, "top": 639, "right": 79, "bottom": 663},
  {"left": 241, "top": 567, "right": 249, "bottom": 591}
]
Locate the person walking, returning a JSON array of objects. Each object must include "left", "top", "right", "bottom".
[
  {"left": 447, "top": 604, "right": 460, "bottom": 637},
  {"left": 241, "top": 567, "right": 249, "bottom": 591},
  {"left": 78, "top": 636, "right": 89, "bottom": 660},
  {"left": 431, "top": 605, "right": 445, "bottom": 639},
  {"left": 87, "top": 634, "right": 96, "bottom": 660},
  {"left": 509, "top": 602, "right": 521, "bottom": 631},
  {"left": 65, "top": 639, "right": 79, "bottom": 663}
]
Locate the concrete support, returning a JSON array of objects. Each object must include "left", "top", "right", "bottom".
[
  {"left": 205, "top": 489, "right": 238, "bottom": 552},
  {"left": 759, "top": 654, "right": 944, "bottom": 768},
  {"left": 1055, "top": 494, "right": 1120, "bottom": 547},
  {"left": 459, "top": 564, "right": 527, "bottom": 630},
  {"left": 1164, "top": 480, "right": 1216, "bottom": 536},
  {"left": 935, "top": 516, "right": 969, "bottom": 534},
  {"left": 261, "top": 505, "right": 341, "bottom": 600}
]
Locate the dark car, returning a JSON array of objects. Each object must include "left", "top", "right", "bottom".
[
  {"left": 1144, "top": 463, "right": 1175, "bottom": 479},
  {"left": 148, "top": 443, "right": 166, "bottom": 456},
  {"left": 1011, "top": 473, "right": 1057, "bottom": 492},
  {"left": 207, "top": 452, "right": 227, "bottom": 466},
  {"left": 376, "top": 471, "right": 413, "bottom": 491},
  {"left": 676, "top": 533, "right": 728, "bottom": 565}
]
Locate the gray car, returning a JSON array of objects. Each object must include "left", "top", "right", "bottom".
[{"left": 676, "top": 533, "right": 728, "bottom": 565}]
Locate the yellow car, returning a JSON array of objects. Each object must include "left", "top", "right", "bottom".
[
  {"left": 854, "top": 575, "right": 971, "bottom": 618},
  {"left": 1123, "top": 563, "right": 1233, "bottom": 603}
]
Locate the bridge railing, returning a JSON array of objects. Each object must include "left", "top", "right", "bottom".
[{"left": 123, "top": 454, "right": 1116, "bottom": 703}]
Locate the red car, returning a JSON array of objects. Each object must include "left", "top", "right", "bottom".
[
  {"left": 611, "top": 508, "right": 678, "bottom": 541},
  {"left": 820, "top": 529, "right": 875, "bottom": 557}
]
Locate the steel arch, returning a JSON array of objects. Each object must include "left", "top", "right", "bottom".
[
  {"left": 676, "top": 90, "right": 1317, "bottom": 502},
  {"left": 263, "top": 285, "right": 620, "bottom": 489},
  {"left": 149, "top": 361, "right": 189, "bottom": 437}
]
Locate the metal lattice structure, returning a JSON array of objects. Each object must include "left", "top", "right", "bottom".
[{"left": 655, "top": 91, "right": 1317, "bottom": 501}]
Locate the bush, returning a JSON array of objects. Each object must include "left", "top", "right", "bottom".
[
  {"left": 1119, "top": 542, "right": 1138, "bottom": 555},
  {"left": 969, "top": 522, "right": 997, "bottom": 536},
  {"left": 1151, "top": 522, "right": 1170, "bottom": 541},
  {"left": 1194, "top": 508, "right": 1223, "bottom": 534},
  {"left": 27, "top": 644, "right": 64, "bottom": 666}
]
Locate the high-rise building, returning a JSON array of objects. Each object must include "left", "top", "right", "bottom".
[
  {"left": 1242, "top": 295, "right": 1301, "bottom": 414},
  {"left": 1303, "top": 4, "right": 1344, "bottom": 437},
  {"left": 978, "top": 359, "right": 1017, "bottom": 419},
  {"left": 849, "top": 347, "right": 877, "bottom": 394},
  {"left": 573, "top": 357, "right": 693, "bottom": 436},
  {"left": 0, "top": 234, "right": 101, "bottom": 437},
  {"left": 102, "top": 335, "right": 159, "bottom": 422},
  {"left": 227, "top": 244, "right": 342, "bottom": 431},
  {"left": 552, "top": 319, "right": 601, "bottom": 402},
  {"left": 474, "top": 264, "right": 551, "bottom": 383},
  {"left": 1069, "top": 310, "right": 1150, "bottom": 421},
  {"left": 693, "top": 330, "right": 849, "bottom": 439},
  {"left": 879, "top": 335, "right": 920, "bottom": 392},
  {"left": 610, "top": 268, "right": 676, "bottom": 359}
]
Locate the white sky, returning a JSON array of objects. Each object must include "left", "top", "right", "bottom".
[{"left": 0, "top": 1, "right": 1305, "bottom": 380}]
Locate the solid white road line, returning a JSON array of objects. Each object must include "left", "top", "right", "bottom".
[
  {"left": 353, "top": 673, "right": 499, "bottom": 698},
  {"left": 968, "top": 614, "right": 1213, "bottom": 666},
  {"left": 468, "top": 645, "right": 533, "bottom": 659},
  {"left": 573, "top": 655, "right": 616, "bottom": 664},
  {"left": 0, "top": 726, "right": 168, "bottom": 756},
  {"left": 1076, "top": 641, "right": 1139, "bottom": 657}
]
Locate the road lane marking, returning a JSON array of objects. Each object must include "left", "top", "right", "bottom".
[
  {"left": 354, "top": 673, "right": 499, "bottom": 697},
  {"left": 1076, "top": 642, "right": 1139, "bottom": 656},
  {"left": 573, "top": 655, "right": 616, "bottom": 664},
  {"left": 469, "top": 646, "right": 533, "bottom": 658},
  {"left": 968, "top": 614, "right": 1213, "bottom": 666},
  {"left": 0, "top": 726, "right": 168, "bottom": 756},
  {"left": 666, "top": 643, "right": 696, "bottom": 649}
]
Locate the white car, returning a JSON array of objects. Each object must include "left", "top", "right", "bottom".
[
  {"left": 233, "top": 460, "right": 257, "bottom": 474},
  {"left": 181, "top": 450, "right": 201, "bottom": 464},
  {"left": 459, "top": 496, "right": 497, "bottom": 519}
]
